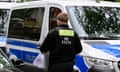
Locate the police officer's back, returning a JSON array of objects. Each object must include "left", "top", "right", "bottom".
[{"left": 40, "top": 13, "right": 82, "bottom": 72}]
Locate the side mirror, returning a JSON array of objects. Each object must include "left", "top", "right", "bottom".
[
  {"left": 11, "top": 59, "right": 24, "bottom": 67},
  {"left": 14, "top": 59, "right": 24, "bottom": 67},
  {"left": 9, "top": 55, "right": 24, "bottom": 67}
]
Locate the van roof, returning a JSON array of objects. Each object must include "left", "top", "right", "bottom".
[
  {"left": 17, "top": 0, "right": 120, "bottom": 8},
  {"left": 0, "top": 0, "right": 120, "bottom": 9},
  {"left": 0, "top": 2, "right": 18, "bottom": 9},
  {"left": 47, "top": 0, "right": 120, "bottom": 7},
  {"left": 18, "top": 0, "right": 98, "bottom": 7}
]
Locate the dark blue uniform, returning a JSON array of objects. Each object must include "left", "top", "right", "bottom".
[{"left": 40, "top": 24, "right": 82, "bottom": 72}]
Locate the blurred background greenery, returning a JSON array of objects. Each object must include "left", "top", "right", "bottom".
[{"left": 104, "top": 0, "right": 120, "bottom": 2}]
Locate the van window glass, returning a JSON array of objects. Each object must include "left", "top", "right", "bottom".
[
  {"left": 49, "top": 7, "right": 61, "bottom": 30},
  {"left": 8, "top": 7, "right": 45, "bottom": 41},
  {"left": 0, "top": 9, "right": 9, "bottom": 36},
  {"left": 67, "top": 6, "right": 120, "bottom": 39}
]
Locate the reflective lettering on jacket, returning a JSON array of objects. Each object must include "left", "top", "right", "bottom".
[
  {"left": 59, "top": 29, "right": 74, "bottom": 36},
  {"left": 59, "top": 29, "right": 74, "bottom": 45}
]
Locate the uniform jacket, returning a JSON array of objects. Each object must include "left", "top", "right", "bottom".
[{"left": 40, "top": 24, "right": 82, "bottom": 66}]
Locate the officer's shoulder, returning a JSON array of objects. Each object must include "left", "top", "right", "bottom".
[{"left": 48, "top": 27, "right": 59, "bottom": 34}]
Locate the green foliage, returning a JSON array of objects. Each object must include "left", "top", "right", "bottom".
[
  {"left": 104, "top": 0, "right": 120, "bottom": 2},
  {"left": 115, "top": 0, "right": 120, "bottom": 2},
  {"left": 80, "top": 7, "right": 120, "bottom": 34}
]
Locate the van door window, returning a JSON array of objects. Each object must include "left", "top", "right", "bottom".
[
  {"left": 8, "top": 7, "right": 45, "bottom": 41},
  {"left": 0, "top": 9, "right": 9, "bottom": 36},
  {"left": 49, "top": 7, "right": 61, "bottom": 30}
]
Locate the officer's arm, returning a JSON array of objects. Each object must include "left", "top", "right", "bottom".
[
  {"left": 40, "top": 32, "right": 53, "bottom": 53},
  {"left": 75, "top": 34, "right": 82, "bottom": 54}
]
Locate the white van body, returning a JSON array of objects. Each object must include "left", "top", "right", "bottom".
[{"left": 0, "top": 0, "right": 120, "bottom": 72}]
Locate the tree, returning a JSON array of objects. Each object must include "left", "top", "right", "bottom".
[{"left": 104, "top": 0, "right": 120, "bottom": 2}]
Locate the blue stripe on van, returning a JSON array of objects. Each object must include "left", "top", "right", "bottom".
[
  {"left": 7, "top": 39, "right": 39, "bottom": 63},
  {"left": 10, "top": 48, "right": 39, "bottom": 63},
  {"left": 75, "top": 55, "right": 88, "bottom": 72},
  {"left": 91, "top": 44, "right": 120, "bottom": 58},
  {"left": 7, "top": 40, "right": 37, "bottom": 49}
]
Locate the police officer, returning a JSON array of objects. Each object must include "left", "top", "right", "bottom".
[{"left": 40, "top": 13, "right": 82, "bottom": 72}]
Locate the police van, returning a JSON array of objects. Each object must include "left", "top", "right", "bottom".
[{"left": 0, "top": 0, "right": 120, "bottom": 72}]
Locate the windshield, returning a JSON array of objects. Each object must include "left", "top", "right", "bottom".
[
  {"left": 67, "top": 6, "right": 120, "bottom": 39},
  {"left": 0, "top": 9, "right": 9, "bottom": 36}
]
